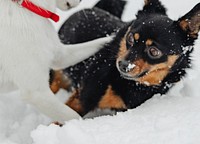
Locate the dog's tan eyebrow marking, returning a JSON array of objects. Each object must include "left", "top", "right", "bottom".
[
  {"left": 134, "top": 33, "right": 140, "bottom": 41},
  {"left": 146, "top": 39, "right": 153, "bottom": 46}
]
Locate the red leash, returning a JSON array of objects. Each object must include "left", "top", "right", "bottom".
[{"left": 13, "top": 0, "right": 60, "bottom": 22}]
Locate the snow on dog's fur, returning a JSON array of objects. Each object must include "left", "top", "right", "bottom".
[{"left": 0, "top": 0, "right": 111, "bottom": 123}]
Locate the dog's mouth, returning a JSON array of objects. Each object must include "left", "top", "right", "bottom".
[
  {"left": 135, "top": 70, "right": 149, "bottom": 78},
  {"left": 118, "top": 66, "right": 166, "bottom": 86},
  {"left": 119, "top": 69, "right": 149, "bottom": 81}
]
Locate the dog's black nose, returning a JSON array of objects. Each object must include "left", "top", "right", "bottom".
[{"left": 118, "top": 60, "right": 129, "bottom": 73}]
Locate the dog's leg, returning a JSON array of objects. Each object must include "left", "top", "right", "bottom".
[
  {"left": 20, "top": 88, "right": 80, "bottom": 123},
  {"left": 14, "top": 65, "right": 80, "bottom": 123},
  {"left": 51, "top": 36, "right": 113, "bottom": 70}
]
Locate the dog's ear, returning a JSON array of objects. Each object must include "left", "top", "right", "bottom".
[
  {"left": 137, "top": 0, "right": 167, "bottom": 18},
  {"left": 177, "top": 3, "right": 200, "bottom": 38}
]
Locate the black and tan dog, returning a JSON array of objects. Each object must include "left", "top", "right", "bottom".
[{"left": 51, "top": 0, "right": 200, "bottom": 117}]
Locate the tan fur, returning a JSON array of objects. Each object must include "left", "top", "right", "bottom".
[
  {"left": 134, "top": 33, "right": 140, "bottom": 41},
  {"left": 179, "top": 12, "right": 200, "bottom": 38},
  {"left": 180, "top": 20, "right": 189, "bottom": 31},
  {"left": 144, "top": 0, "right": 149, "bottom": 5},
  {"left": 128, "top": 55, "right": 179, "bottom": 85},
  {"left": 146, "top": 39, "right": 153, "bottom": 46},
  {"left": 66, "top": 89, "right": 84, "bottom": 114},
  {"left": 118, "top": 38, "right": 129, "bottom": 59},
  {"left": 98, "top": 85, "right": 127, "bottom": 109},
  {"left": 50, "top": 70, "right": 71, "bottom": 93},
  {"left": 189, "top": 14, "right": 200, "bottom": 37}
]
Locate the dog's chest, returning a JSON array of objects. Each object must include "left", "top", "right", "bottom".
[{"left": 0, "top": 2, "right": 57, "bottom": 60}]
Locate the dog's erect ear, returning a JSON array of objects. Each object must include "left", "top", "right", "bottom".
[
  {"left": 137, "top": 0, "right": 167, "bottom": 18},
  {"left": 177, "top": 3, "right": 200, "bottom": 38}
]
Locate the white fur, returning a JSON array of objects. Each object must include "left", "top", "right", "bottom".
[{"left": 0, "top": 0, "right": 111, "bottom": 123}]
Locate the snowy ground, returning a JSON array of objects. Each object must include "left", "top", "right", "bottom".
[{"left": 1, "top": 0, "right": 200, "bottom": 144}]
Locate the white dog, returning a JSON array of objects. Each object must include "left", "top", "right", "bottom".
[{"left": 0, "top": 0, "right": 111, "bottom": 123}]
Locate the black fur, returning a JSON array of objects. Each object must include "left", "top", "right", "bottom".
[
  {"left": 95, "top": 0, "right": 127, "bottom": 19},
  {"left": 59, "top": 0, "right": 200, "bottom": 116}
]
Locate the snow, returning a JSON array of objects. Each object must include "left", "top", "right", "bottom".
[
  {"left": 32, "top": 93, "right": 200, "bottom": 144},
  {"left": 127, "top": 63, "right": 136, "bottom": 70},
  {"left": 1, "top": 0, "right": 200, "bottom": 144}
]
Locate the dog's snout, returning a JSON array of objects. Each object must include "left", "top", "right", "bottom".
[
  {"left": 118, "top": 60, "right": 129, "bottom": 73},
  {"left": 118, "top": 60, "right": 136, "bottom": 73}
]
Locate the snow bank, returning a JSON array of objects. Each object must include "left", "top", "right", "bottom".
[
  {"left": 32, "top": 92, "right": 200, "bottom": 144},
  {"left": 0, "top": 91, "right": 50, "bottom": 144}
]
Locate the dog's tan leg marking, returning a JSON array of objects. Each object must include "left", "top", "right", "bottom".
[
  {"left": 50, "top": 70, "right": 71, "bottom": 93},
  {"left": 98, "top": 85, "right": 127, "bottom": 110},
  {"left": 66, "top": 89, "right": 84, "bottom": 115}
]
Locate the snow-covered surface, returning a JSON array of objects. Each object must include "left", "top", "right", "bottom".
[{"left": 1, "top": 0, "right": 200, "bottom": 144}]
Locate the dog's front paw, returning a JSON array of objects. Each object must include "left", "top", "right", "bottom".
[{"left": 56, "top": 0, "right": 80, "bottom": 10}]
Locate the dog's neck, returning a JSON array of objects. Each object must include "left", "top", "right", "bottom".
[{"left": 11, "top": 0, "right": 59, "bottom": 22}]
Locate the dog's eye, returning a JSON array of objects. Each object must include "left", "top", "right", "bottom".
[
  {"left": 127, "top": 33, "right": 134, "bottom": 46},
  {"left": 146, "top": 46, "right": 163, "bottom": 59}
]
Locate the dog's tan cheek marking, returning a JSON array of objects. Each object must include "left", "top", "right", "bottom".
[
  {"left": 66, "top": 89, "right": 84, "bottom": 115},
  {"left": 98, "top": 85, "right": 127, "bottom": 110},
  {"left": 146, "top": 39, "right": 153, "bottom": 46},
  {"left": 117, "top": 31, "right": 139, "bottom": 61},
  {"left": 117, "top": 38, "right": 128, "bottom": 60},
  {"left": 137, "top": 55, "right": 179, "bottom": 85},
  {"left": 128, "top": 59, "right": 151, "bottom": 76},
  {"left": 138, "top": 68, "right": 169, "bottom": 86},
  {"left": 134, "top": 33, "right": 140, "bottom": 41}
]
